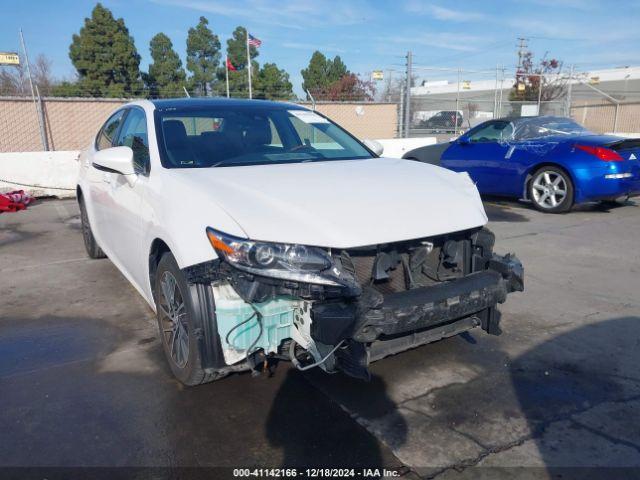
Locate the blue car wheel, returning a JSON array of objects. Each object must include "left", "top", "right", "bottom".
[{"left": 528, "top": 166, "right": 574, "bottom": 213}]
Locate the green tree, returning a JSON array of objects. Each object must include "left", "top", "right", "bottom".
[
  {"left": 254, "top": 63, "right": 294, "bottom": 100},
  {"left": 301, "top": 51, "right": 329, "bottom": 94},
  {"left": 220, "top": 26, "right": 260, "bottom": 97},
  {"left": 301, "top": 51, "right": 350, "bottom": 97},
  {"left": 69, "top": 3, "right": 143, "bottom": 97},
  {"left": 327, "top": 55, "right": 347, "bottom": 82},
  {"left": 186, "top": 16, "right": 221, "bottom": 96},
  {"left": 147, "top": 33, "right": 186, "bottom": 98}
]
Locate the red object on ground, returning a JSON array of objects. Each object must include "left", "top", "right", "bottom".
[{"left": 0, "top": 190, "right": 34, "bottom": 214}]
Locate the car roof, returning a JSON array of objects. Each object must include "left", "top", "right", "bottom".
[
  {"left": 494, "top": 115, "right": 572, "bottom": 124},
  {"left": 149, "top": 97, "right": 305, "bottom": 112}
]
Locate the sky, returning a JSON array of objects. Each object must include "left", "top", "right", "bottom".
[{"left": 2, "top": 0, "right": 640, "bottom": 97}]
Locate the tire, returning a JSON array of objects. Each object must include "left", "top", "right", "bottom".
[
  {"left": 528, "top": 166, "right": 574, "bottom": 213},
  {"left": 79, "top": 196, "right": 106, "bottom": 259},
  {"left": 154, "top": 252, "right": 223, "bottom": 386}
]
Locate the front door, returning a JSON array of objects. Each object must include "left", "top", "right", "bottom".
[
  {"left": 101, "top": 107, "right": 151, "bottom": 291},
  {"left": 442, "top": 120, "right": 517, "bottom": 195}
]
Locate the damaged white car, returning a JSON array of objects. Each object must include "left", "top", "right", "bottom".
[{"left": 77, "top": 98, "right": 523, "bottom": 385}]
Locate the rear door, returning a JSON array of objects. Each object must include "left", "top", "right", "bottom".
[{"left": 442, "top": 120, "right": 516, "bottom": 194}]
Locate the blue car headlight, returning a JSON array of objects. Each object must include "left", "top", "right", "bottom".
[{"left": 206, "top": 227, "right": 340, "bottom": 285}]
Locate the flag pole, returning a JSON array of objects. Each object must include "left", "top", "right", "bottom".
[
  {"left": 225, "top": 55, "right": 230, "bottom": 98},
  {"left": 245, "top": 28, "right": 252, "bottom": 99}
]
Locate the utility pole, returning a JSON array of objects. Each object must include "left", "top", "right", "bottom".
[
  {"left": 515, "top": 37, "right": 530, "bottom": 99},
  {"left": 516, "top": 37, "right": 529, "bottom": 73},
  {"left": 404, "top": 51, "right": 412, "bottom": 138}
]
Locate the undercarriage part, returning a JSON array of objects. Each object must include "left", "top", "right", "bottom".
[
  {"left": 289, "top": 339, "right": 344, "bottom": 371},
  {"left": 334, "top": 340, "right": 370, "bottom": 381},
  {"left": 369, "top": 316, "right": 480, "bottom": 362}
]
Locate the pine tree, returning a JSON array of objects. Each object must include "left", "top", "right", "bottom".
[
  {"left": 301, "top": 51, "right": 330, "bottom": 94},
  {"left": 69, "top": 3, "right": 143, "bottom": 97},
  {"left": 327, "top": 55, "right": 348, "bottom": 82},
  {"left": 301, "top": 51, "right": 351, "bottom": 99},
  {"left": 254, "top": 63, "right": 294, "bottom": 100},
  {"left": 186, "top": 17, "right": 221, "bottom": 96},
  {"left": 148, "top": 33, "right": 186, "bottom": 98}
]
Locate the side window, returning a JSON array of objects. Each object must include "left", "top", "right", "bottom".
[
  {"left": 468, "top": 121, "right": 514, "bottom": 143},
  {"left": 116, "top": 108, "right": 150, "bottom": 174},
  {"left": 96, "top": 110, "right": 125, "bottom": 151},
  {"left": 289, "top": 116, "right": 341, "bottom": 150}
]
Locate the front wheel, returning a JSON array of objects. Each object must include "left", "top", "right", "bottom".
[
  {"left": 528, "top": 167, "right": 574, "bottom": 213},
  {"left": 155, "top": 252, "right": 224, "bottom": 386}
]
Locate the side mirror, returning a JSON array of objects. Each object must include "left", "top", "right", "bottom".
[
  {"left": 93, "top": 146, "right": 135, "bottom": 175},
  {"left": 363, "top": 139, "right": 384, "bottom": 156},
  {"left": 457, "top": 136, "right": 471, "bottom": 145}
]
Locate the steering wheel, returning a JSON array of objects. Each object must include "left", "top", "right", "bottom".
[{"left": 289, "top": 144, "right": 315, "bottom": 153}]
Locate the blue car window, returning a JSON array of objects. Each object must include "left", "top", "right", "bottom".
[{"left": 468, "top": 121, "right": 514, "bottom": 143}]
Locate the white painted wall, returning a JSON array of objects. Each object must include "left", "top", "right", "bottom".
[
  {"left": 605, "top": 132, "right": 640, "bottom": 138},
  {"left": 0, "top": 151, "right": 80, "bottom": 198},
  {"left": 376, "top": 137, "right": 438, "bottom": 159}
]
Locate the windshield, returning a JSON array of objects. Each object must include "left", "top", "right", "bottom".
[
  {"left": 155, "top": 105, "right": 373, "bottom": 168},
  {"left": 512, "top": 117, "right": 592, "bottom": 141}
]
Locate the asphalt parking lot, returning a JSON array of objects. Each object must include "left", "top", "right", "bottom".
[{"left": 1, "top": 197, "right": 639, "bottom": 478}]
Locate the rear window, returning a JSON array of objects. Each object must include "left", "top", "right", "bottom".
[
  {"left": 155, "top": 105, "right": 373, "bottom": 169},
  {"left": 513, "top": 117, "right": 591, "bottom": 140}
]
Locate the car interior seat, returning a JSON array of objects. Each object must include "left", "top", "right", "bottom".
[{"left": 163, "top": 120, "right": 197, "bottom": 167}]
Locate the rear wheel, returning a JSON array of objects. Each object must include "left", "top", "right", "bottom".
[
  {"left": 528, "top": 167, "right": 574, "bottom": 213},
  {"left": 79, "top": 196, "right": 106, "bottom": 259},
  {"left": 155, "top": 252, "right": 224, "bottom": 386}
]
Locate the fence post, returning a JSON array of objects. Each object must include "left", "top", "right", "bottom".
[
  {"left": 613, "top": 104, "right": 619, "bottom": 133},
  {"left": 398, "top": 84, "right": 404, "bottom": 138},
  {"left": 35, "top": 86, "right": 49, "bottom": 151},
  {"left": 566, "top": 64, "right": 574, "bottom": 117},
  {"left": 494, "top": 64, "right": 499, "bottom": 119},
  {"left": 455, "top": 68, "right": 461, "bottom": 136},
  {"left": 404, "top": 51, "right": 412, "bottom": 138},
  {"left": 537, "top": 73, "right": 543, "bottom": 115}
]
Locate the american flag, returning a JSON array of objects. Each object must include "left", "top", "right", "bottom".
[{"left": 248, "top": 33, "right": 262, "bottom": 47}]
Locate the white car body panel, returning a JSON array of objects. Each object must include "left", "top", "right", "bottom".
[
  {"left": 78, "top": 100, "right": 488, "bottom": 310},
  {"left": 171, "top": 157, "right": 487, "bottom": 250}
]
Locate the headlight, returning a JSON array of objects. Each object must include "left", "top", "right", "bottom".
[{"left": 206, "top": 227, "right": 339, "bottom": 285}]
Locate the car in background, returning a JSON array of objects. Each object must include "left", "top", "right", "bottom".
[
  {"left": 76, "top": 98, "right": 522, "bottom": 386},
  {"left": 418, "top": 110, "right": 464, "bottom": 133},
  {"left": 403, "top": 116, "right": 640, "bottom": 213}
]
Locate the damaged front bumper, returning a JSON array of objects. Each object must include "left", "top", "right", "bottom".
[{"left": 183, "top": 228, "right": 524, "bottom": 380}]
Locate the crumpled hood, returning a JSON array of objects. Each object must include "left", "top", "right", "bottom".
[{"left": 172, "top": 157, "right": 487, "bottom": 249}]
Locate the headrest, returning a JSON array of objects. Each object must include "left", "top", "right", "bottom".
[
  {"left": 243, "top": 116, "right": 272, "bottom": 147},
  {"left": 163, "top": 120, "right": 188, "bottom": 147}
]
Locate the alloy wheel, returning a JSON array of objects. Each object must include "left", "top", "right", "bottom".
[
  {"left": 531, "top": 170, "right": 567, "bottom": 209},
  {"left": 158, "top": 271, "right": 189, "bottom": 368}
]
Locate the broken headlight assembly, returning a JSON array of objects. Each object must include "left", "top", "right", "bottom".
[{"left": 206, "top": 227, "right": 340, "bottom": 285}]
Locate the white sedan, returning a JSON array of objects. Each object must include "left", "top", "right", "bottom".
[{"left": 77, "top": 98, "right": 523, "bottom": 386}]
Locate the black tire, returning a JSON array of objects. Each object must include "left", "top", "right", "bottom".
[
  {"left": 154, "top": 252, "right": 224, "bottom": 386},
  {"left": 528, "top": 166, "right": 574, "bottom": 213},
  {"left": 79, "top": 196, "right": 106, "bottom": 259}
]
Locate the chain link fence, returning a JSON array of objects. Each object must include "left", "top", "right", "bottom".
[
  {"left": 404, "top": 65, "right": 640, "bottom": 139},
  {"left": 0, "top": 94, "right": 398, "bottom": 153}
]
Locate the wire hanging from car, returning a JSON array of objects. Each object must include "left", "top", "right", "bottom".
[{"left": 223, "top": 302, "right": 264, "bottom": 365}]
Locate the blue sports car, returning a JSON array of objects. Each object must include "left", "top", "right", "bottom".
[{"left": 403, "top": 116, "right": 640, "bottom": 213}]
